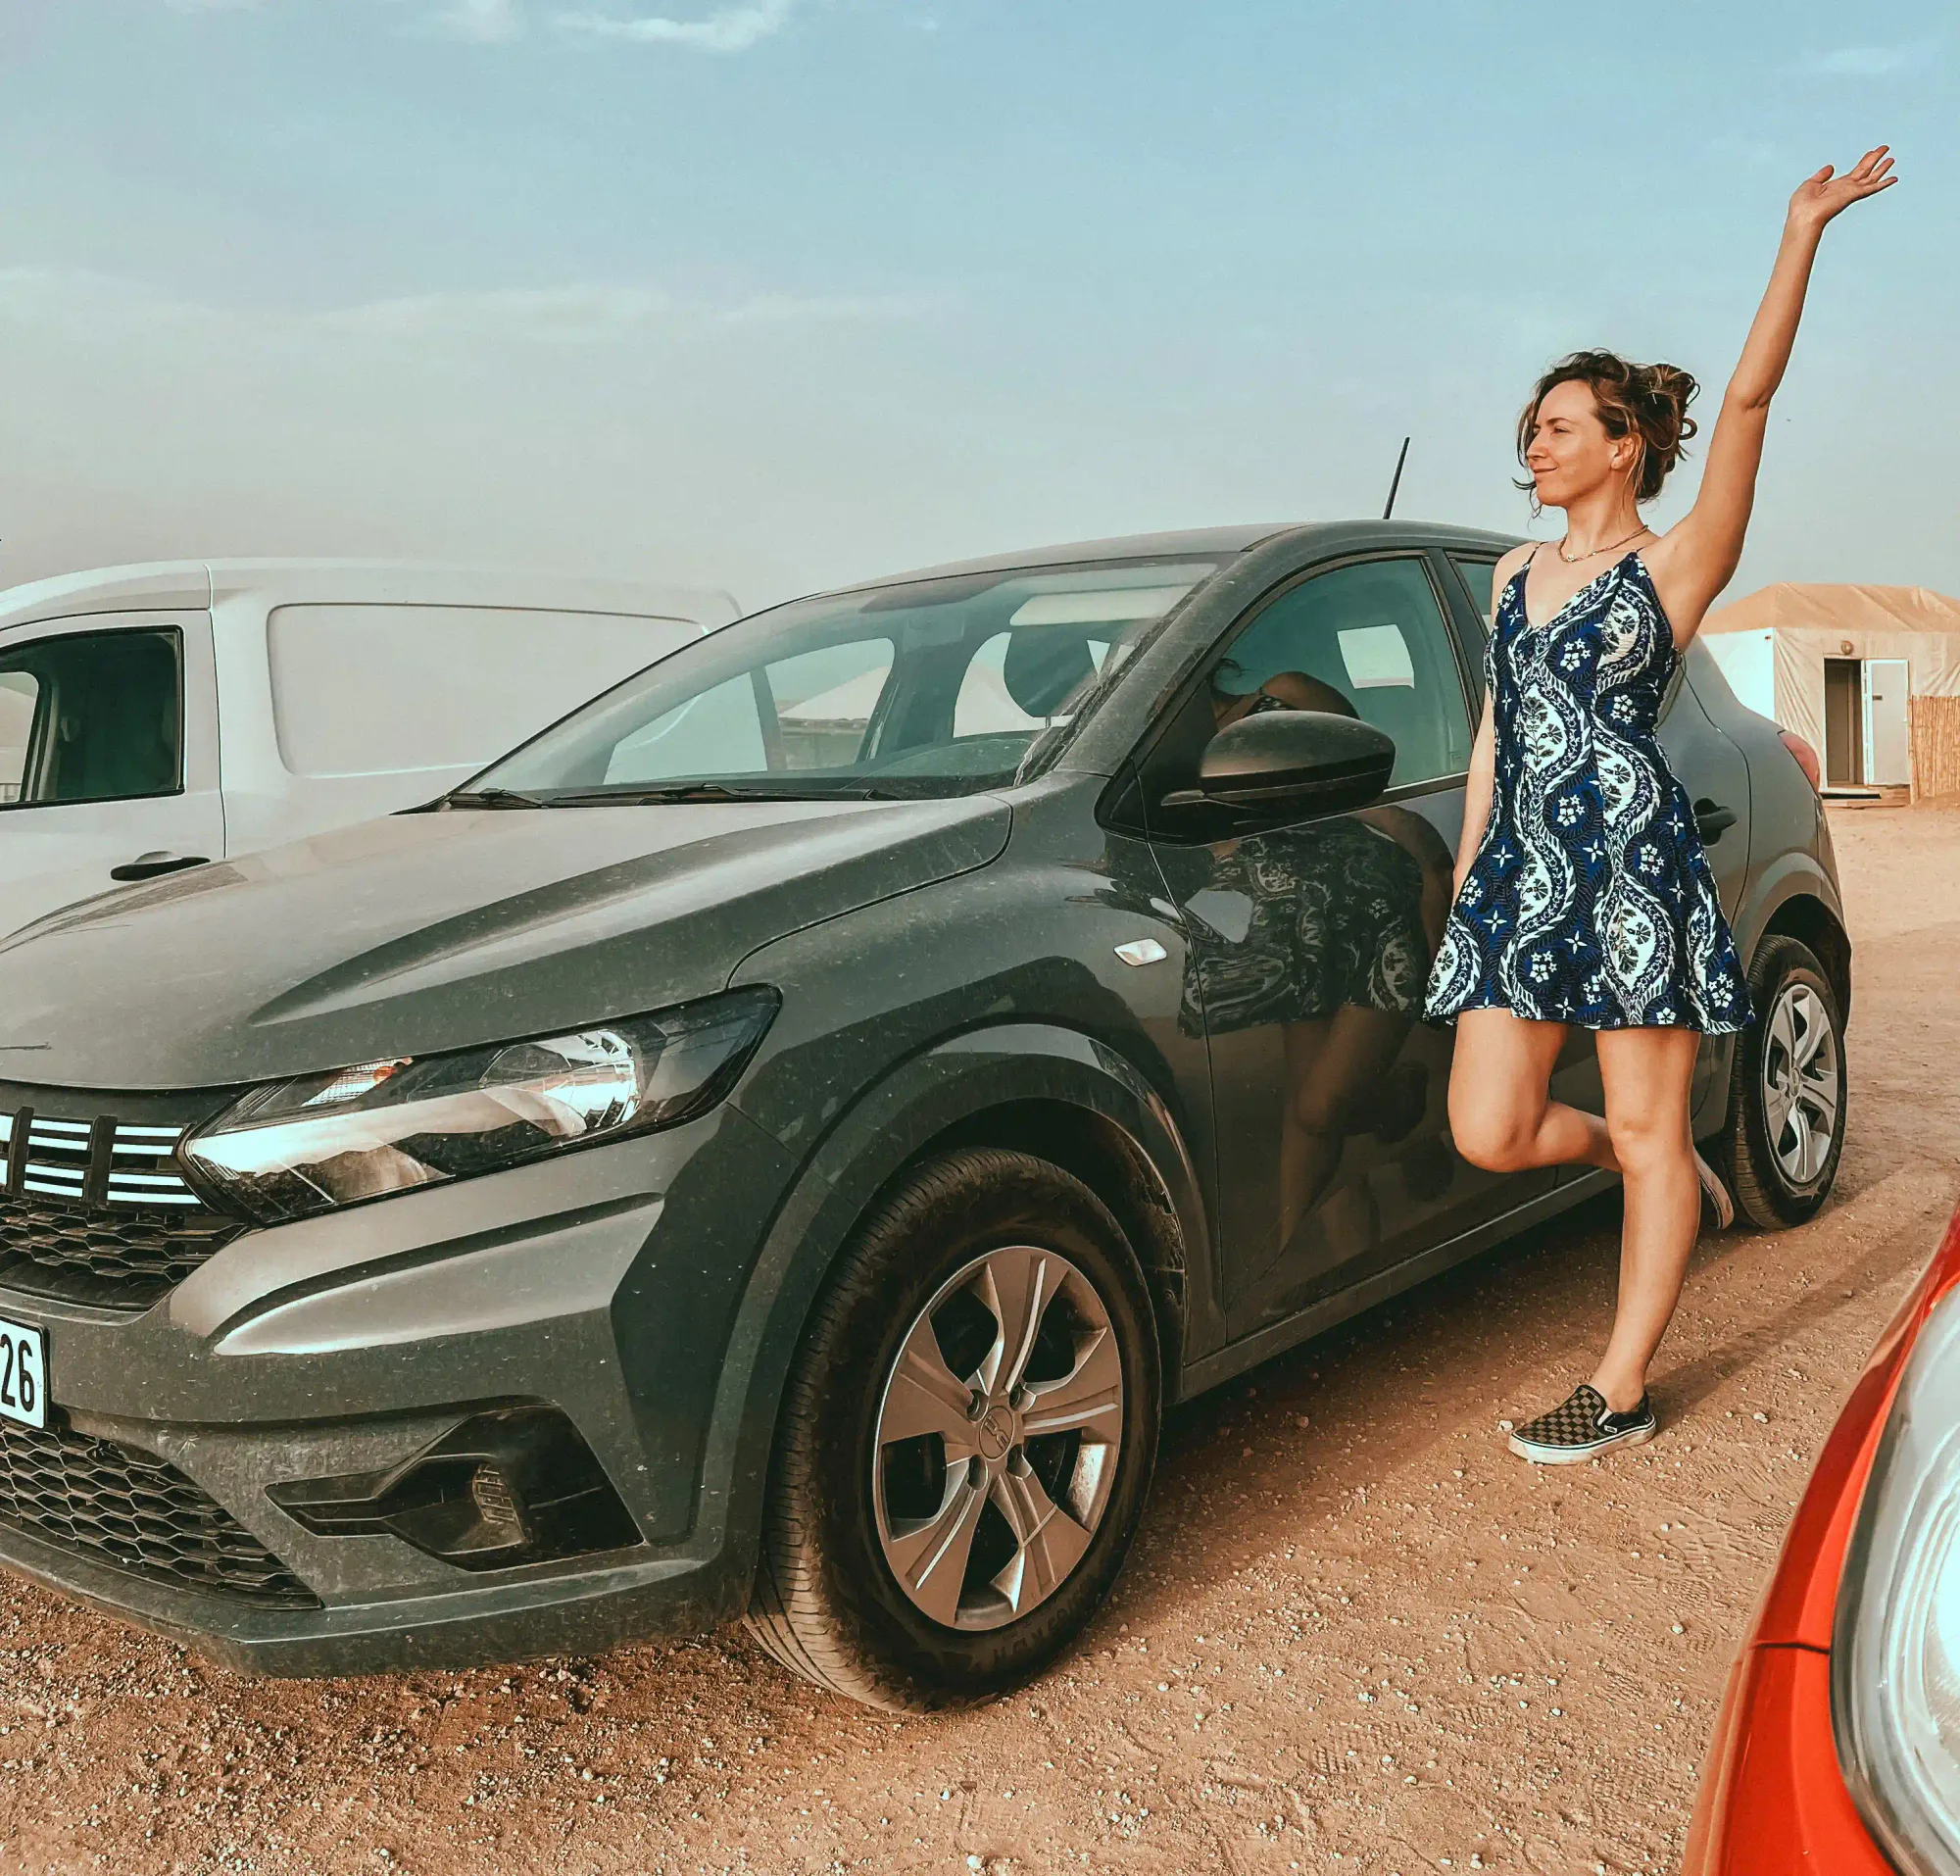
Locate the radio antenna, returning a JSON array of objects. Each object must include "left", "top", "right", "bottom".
[{"left": 1382, "top": 435, "right": 1411, "bottom": 519}]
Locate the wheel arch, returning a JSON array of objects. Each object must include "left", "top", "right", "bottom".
[
  {"left": 1759, "top": 891, "right": 1853, "bottom": 1025},
  {"left": 697, "top": 1023, "right": 1213, "bottom": 1600},
  {"left": 1736, "top": 850, "right": 1853, "bottom": 1024}
]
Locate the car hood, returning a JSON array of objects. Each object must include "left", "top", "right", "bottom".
[{"left": 0, "top": 796, "right": 1011, "bottom": 1091}]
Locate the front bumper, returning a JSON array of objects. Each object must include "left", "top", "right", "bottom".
[{"left": 0, "top": 1104, "right": 796, "bottom": 1674}]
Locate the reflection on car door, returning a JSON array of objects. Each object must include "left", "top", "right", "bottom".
[{"left": 1139, "top": 552, "right": 1548, "bottom": 1343}]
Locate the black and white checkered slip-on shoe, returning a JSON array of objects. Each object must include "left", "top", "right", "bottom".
[{"left": 1507, "top": 1384, "right": 1657, "bottom": 1464}]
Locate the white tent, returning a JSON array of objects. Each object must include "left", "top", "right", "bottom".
[{"left": 1699, "top": 583, "right": 1960, "bottom": 799}]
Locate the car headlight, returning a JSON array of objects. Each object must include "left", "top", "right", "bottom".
[
  {"left": 181, "top": 987, "right": 779, "bottom": 1225},
  {"left": 1835, "top": 1283, "right": 1960, "bottom": 1874}
]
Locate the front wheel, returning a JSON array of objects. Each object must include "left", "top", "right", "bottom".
[
  {"left": 1720, "top": 933, "right": 1847, "bottom": 1228},
  {"left": 746, "top": 1148, "right": 1162, "bottom": 1711}
]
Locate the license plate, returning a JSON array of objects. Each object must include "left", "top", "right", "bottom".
[{"left": 0, "top": 1317, "right": 46, "bottom": 1430}]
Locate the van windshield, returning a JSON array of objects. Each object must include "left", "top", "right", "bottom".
[{"left": 460, "top": 558, "right": 1222, "bottom": 804}]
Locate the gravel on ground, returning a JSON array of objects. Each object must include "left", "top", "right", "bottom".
[{"left": 1, "top": 802, "right": 1955, "bottom": 1876}]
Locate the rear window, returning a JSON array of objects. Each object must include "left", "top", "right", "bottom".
[{"left": 267, "top": 605, "right": 706, "bottom": 777}]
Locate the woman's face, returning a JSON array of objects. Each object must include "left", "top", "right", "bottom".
[{"left": 1523, "top": 379, "right": 1636, "bottom": 510}]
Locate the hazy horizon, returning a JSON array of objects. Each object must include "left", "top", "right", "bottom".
[{"left": 0, "top": 0, "right": 1951, "bottom": 617}]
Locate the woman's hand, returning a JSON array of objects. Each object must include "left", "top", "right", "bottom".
[{"left": 1787, "top": 147, "right": 1897, "bottom": 236}]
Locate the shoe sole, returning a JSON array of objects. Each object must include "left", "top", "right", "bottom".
[
  {"left": 1694, "top": 1151, "right": 1736, "bottom": 1230},
  {"left": 1508, "top": 1423, "right": 1656, "bottom": 1465}
]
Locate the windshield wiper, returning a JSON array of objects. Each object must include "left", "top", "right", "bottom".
[
  {"left": 441, "top": 787, "right": 553, "bottom": 810},
  {"left": 533, "top": 782, "right": 911, "bottom": 806}
]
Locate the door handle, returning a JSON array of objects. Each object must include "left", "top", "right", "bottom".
[
  {"left": 109, "top": 852, "right": 211, "bottom": 882},
  {"left": 1692, "top": 799, "right": 1737, "bottom": 844}
]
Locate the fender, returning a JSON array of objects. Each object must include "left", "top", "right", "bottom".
[
  {"left": 690, "top": 1021, "right": 1214, "bottom": 1600},
  {"left": 1732, "top": 844, "right": 1848, "bottom": 966},
  {"left": 1685, "top": 843, "right": 1849, "bottom": 1141}
]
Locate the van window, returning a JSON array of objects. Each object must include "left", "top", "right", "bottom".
[
  {"left": 0, "top": 629, "right": 182, "bottom": 807},
  {"left": 267, "top": 605, "right": 705, "bottom": 778},
  {"left": 0, "top": 672, "right": 36, "bottom": 803}
]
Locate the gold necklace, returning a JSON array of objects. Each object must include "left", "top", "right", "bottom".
[{"left": 1557, "top": 524, "right": 1650, "bottom": 566}]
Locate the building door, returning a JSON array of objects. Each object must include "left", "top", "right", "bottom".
[
  {"left": 1824, "top": 658, "right": 1862, "bottom": 786},
  {"left": 1863, "top": 659, "right": 1911, "bottom": 786}
]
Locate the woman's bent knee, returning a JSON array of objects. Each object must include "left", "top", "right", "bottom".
[{"left": 1450, "top": 1100, "right": 1542, "bottom": 1173}]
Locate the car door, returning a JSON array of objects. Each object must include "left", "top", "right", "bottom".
[
  {"left": 0, "top": 615, "right": 224, "bottom": 934},
  {"left": 1137, "top": 549, "right": 1545, "bottom": 1343}
]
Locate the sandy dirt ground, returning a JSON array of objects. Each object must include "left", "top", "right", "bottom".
[{"left": 2, "top": 803, "right": 1956, "bottom": 1876}]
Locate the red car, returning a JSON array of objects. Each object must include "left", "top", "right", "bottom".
[{"left": 1687, "top": 1197, "right": 1960, "bottom": 1872}]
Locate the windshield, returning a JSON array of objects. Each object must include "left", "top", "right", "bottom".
[{"left": 463, "top": 556, "right": 1224, "bottom": 804}]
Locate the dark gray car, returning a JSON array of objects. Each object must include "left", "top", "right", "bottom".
[{"left": 0, "top": 521, "right": 1848, "bottom": 1709}]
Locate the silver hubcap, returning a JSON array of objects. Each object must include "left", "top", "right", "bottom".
[
  {"left": 872, "top": 1244, "right": 1124, "bottom": 1632},
  {"left": 1761, "top": 981, "right": 1840, "bottom": 1187}
]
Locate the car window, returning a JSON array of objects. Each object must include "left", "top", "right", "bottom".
[
  {"left": 1209, "top": 558, "right": 1472, "bottom": 787},
  {"left": 954, "top": 629, "right": 1111, "bottom": 735},
  {"left": 474, "top": 559, "right": 1221, "bottom": 801},
  {"left": 0, "top": 671, "right": 37, "bottom": 804},
  {"left": 1448, "top": 556, "right": 1502, "bottom": 627},
  {"left": 0, "top": 629, "right": 182, "bottom": 808},
  {"left": 604, "top": 638, "right": 898, "bottom": 783}
]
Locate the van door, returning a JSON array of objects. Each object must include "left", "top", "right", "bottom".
[{"left": 0, "top": 615, "right": 223, "bottom": 933}]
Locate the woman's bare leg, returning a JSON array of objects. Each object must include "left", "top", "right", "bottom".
[
  {"left": 1447, "top": 1008, "right": 1618, "bottom": 1174},
  {"left": 1591, "top": 1026, "right": 1703, "bottom": 1411}
]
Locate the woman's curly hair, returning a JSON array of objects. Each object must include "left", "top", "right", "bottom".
[{"left": 1516, "top": 350, "right": 1699, "bottom": 504}]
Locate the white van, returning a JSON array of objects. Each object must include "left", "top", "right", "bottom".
[{"left": 0, "top": 560, "right": 739, "bottom": 932}]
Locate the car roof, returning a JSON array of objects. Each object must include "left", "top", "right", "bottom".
[{"left": 823, "top": 518, "right": 1521, "bottom": 594}]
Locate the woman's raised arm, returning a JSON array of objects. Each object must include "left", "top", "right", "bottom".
[{"left": 1658, "top": 147, "right": 1897, "bottom": 637}]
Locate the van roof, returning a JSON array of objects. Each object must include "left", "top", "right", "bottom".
[{"left": 0, "top": 560, "right": 742, "bottom": 633}]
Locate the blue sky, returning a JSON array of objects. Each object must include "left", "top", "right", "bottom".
[{"left": 0, "top": 0, "right": 1949, "bottom": 610}]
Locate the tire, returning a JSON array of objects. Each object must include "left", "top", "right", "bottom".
[
  {"left": 745, "top": 1147, "right": 1162, "bottom": 1712},
  {"left": 1719, "top": 934, "right": 1847, "bottom": 1229}
]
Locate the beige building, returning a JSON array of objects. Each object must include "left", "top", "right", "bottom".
[{"left": 1700, "top": 583, "right": 1960, "bottom": 800}]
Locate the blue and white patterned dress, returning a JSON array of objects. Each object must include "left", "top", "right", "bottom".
[{"left": 1423, "top": 548, "right": 1754, "bottom": 1034}]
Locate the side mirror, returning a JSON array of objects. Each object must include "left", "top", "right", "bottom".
[{"left": 1161, "top": 710, "right": 1396, "bottom": 822}]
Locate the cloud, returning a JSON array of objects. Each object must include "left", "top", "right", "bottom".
[
  {"left": 0, "top": 268, "right": 931, "bottom": 348},
  {"left": 717, "top": 290, "right": 936, "bottom": 325},
  {"left": 428, "top": 0, "right": 525, "bottom": 38},
  {"left": 1797, "top": 43, "right": 1916, "bottom": 76},
  {"left": 315, "top": 284, "right": 675, "bottom": 340},
  {"left": 552, "top": 0, "right": 797, "bottom": 52}
]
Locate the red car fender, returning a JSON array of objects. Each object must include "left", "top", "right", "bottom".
[{"left": 1684, "top": 1202, "right": 1960, "bottom": 1872}]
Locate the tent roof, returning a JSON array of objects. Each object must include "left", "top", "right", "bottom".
[{"left": 1701, "top": 581, "right": 1960, "bottom": 638}]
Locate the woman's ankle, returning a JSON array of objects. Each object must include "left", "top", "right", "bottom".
[{"left": 1589, "top": 1370, "right": 1647, "bottom": 1414}]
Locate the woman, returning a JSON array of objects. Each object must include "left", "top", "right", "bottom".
[{"left": 1424, "top": 148, "right": 1896, "bottom": 1464}]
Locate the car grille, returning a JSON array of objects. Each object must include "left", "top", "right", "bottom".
[
  {"left": 0, "top": 1106, "right": 240, "bottom": 1309},
  {"left": 0, "top": 1415, "right": 318, "bottom": 1607}
]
